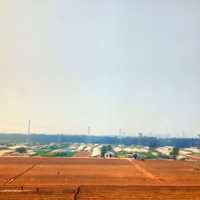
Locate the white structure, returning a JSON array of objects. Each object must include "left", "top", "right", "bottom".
[
  {"left": 85, "top": 146, "right": 92, "bottom": 152},
  {"left": 104, "top": 151, "right": 114, "bottom": 159},
  {"left": 156, "top": 146, "right": 173, "bottom": 156},
  {"left": 183, "top": 147, "right": 200, "bottom": 154},
  {"left": 113, "top": 147, "right": 122, "bottom": 152},
  {"left": 123, "top": 147, "right": 149, "bottom": 153},
  {"left": 91, "top": 147, "right": 101, "bottom": 157},
  {"left": 77, "top": 144, "right": 86, "bottom": 151}
]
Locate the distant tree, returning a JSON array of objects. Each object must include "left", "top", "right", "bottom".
[
  {"left": 138, "top": 133, "right": 143, "bottom": 138},
  {"left": 16, "top": 147, "right": 27, "bottom": 154},
  {"left": 198, "top": 134, "right": 200, "bottom": 149},
  {"left": 101, "top": 145, "right": 113, "bottom": 157},
  {"left": 171, "top": 147, "right": 179, "bottom": 160},
  {"left": 138, "top": 133, "right": 144, "bottom": 146},
  {"left": 149, "top": 141, "right": 158, "bottom": 150},
  {"left": 101, "top": 146, "right": 107, "bottom": 157},
  {"left": 107, "top": 145, "right": 112, "bottom": 152}
]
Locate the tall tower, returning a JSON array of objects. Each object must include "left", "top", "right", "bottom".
[
  {"left": 138, "top": 132, "right": 143, "bottom": 146},
  {"left": 27, "top": 120, "right": 31, "bottom": 144},
  {"left": 88, "top": 126, "right": 91, "bottom": 135}
]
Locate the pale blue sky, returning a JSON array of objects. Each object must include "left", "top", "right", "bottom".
[{"left": 0, "top": 0, "right": 200, "bottom": 136}]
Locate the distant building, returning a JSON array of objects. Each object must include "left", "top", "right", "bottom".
[
  {"left": 104, "top": 151, "right": 114, "bottom": 159},
  {"left": 113, "top": 147, "right": 122, "bottom": 152},
  {"left": 91, "top": 147, "right": 101, "bottom": 157},
  {"left": 156, "top": 146, "right": 173, "bottom": 156}
]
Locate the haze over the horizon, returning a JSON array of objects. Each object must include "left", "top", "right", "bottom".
[{"left": 0, "top": 0, "right": 199, "bottom": 137}]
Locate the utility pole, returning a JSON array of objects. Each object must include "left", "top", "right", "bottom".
[
  {"left": 88, "top": 126, "right": 91, "bottom": 135},
  {"left": 138, "top": 132, "right": 143, "bottom": 146}
]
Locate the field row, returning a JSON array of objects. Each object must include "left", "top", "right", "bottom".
[
  {"left": 1, "top": 185, "right": 200, "bottom": 200},
  {"left": 77, "top": 185, "right": 200, "bottom": 200}
]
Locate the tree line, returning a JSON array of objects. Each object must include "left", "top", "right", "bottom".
[{"left": 0, "top": 133, "right": 199, "bottom": 148}]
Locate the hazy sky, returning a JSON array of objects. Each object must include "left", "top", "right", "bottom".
[{"left": 0, "top": 0, "right": 200, "bottom": 136}]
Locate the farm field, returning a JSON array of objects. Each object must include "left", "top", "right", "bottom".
[
  {"left": 0, "top": 164, "right": 32, "bottom": 186},
  {"left": 0, "top": 157, "right": 200, "bottom": 199},
  {"left": 136, "top": 160, "right": 200, "bottom": 186}
]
